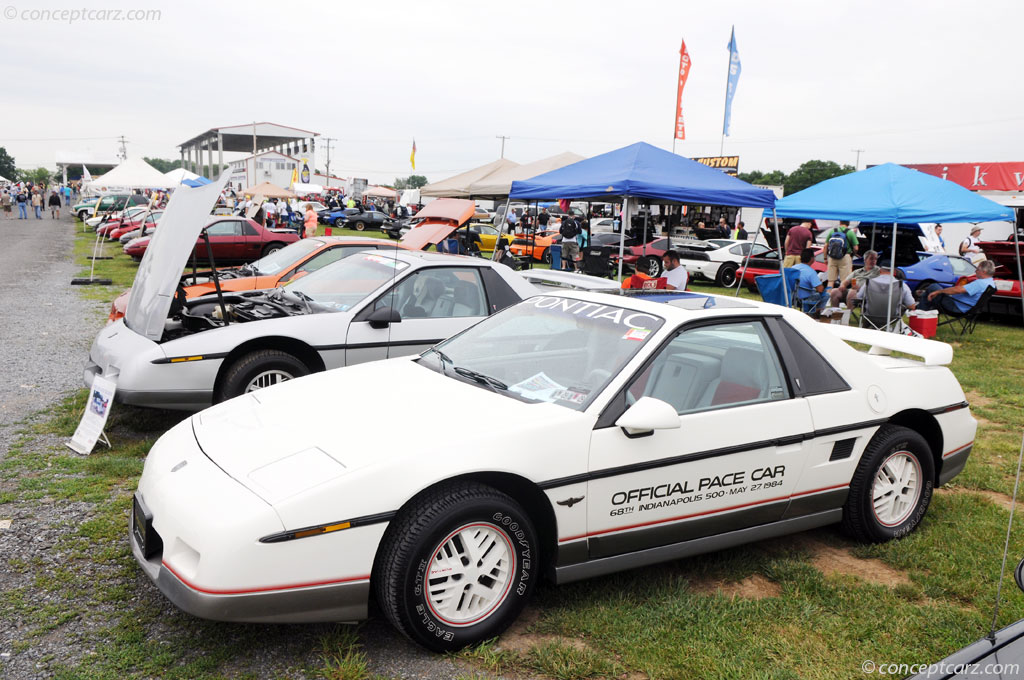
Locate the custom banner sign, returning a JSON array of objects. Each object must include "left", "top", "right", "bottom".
[
  {"left": 723, "top": 26, "right": 742, "bottom": 136},
  {"left": 300, "top": 159, "right": 311, "bottom": 184},
  {"left": 902, "top": 162, "right": 1024, "bottom": 192},
  {"left": 693, "top": 156, "right": 740, "bottom": 176},
  {"left": 674, "top": 38, "right": 692, "bottom": 141},
  {"left": 67, "top": 374, "right": 117, "bottom": 455}
]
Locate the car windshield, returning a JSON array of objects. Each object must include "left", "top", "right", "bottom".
[
  {"left": 422, "top": 295, "right": 665, "bottom": 411},
  {"left": 287, "top": 251, "right": 409, "bottom": 311},
  {"left": 249, "top": 239, "right": 321, "bottom": 275}
]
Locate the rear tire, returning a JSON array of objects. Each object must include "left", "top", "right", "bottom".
[
  {"left": 218, "top": 349, "right": 309, "bottom": 402},
  {"left": 716, "top": 263, "right": 739, "bottom": 287},
  {"left": 373, "top": 481, "right": 538, "bottom": 652},
  {"left": 353, "top": 221, "right": 365, "bottom": 232},
  {"left": 541, "top": 248, "right": 551, "bottom": 265},
  {"left": 637, "top": 255, "right": 662, "bottom": 278},
  {"left": 842, "top": 424, "right": 934, "bottom": 543}
]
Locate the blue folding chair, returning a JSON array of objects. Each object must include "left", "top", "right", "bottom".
[{"left": 755, "top": 269, "right": 800, "bottom": 308}]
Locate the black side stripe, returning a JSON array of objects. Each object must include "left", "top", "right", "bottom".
[
  {"left": 540, "top": 403, "right": 969, "bottom": 491},
  {"left": 259, "top": 510, "right": 397, "bottom": 544},
  {"left": 314, "top": 339, "right": 445, "bottom": 352}
]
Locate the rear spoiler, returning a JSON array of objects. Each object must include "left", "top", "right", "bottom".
[
  {"left": 519, "top": 269, "right": 622, "bottom": 291},
  {"left": 824, "top": 324, "right": 953, "bottom": 366}
]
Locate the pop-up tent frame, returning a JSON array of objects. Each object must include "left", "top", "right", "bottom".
[{"left": 775, "top": 163, "right": 1017, "bottom": 328}]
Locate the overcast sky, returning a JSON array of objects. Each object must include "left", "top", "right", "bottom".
[{"left": 3, "top": 0, "right": 1023, "bottom": 185}]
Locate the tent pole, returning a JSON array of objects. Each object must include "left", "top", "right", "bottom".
[
  {"left": 886, "top": 222, "right": 897, "bottom": 330},
  {"left": 491, "top": 197, "right": 506, "bottom": 262},
  {"left": 618, "top": 197, "right": 628, "bottom": 281},
  {"left": 1013, "top": 216, "right": 1024, "bottom": 326},
  {"left": 772, "top": 208, "right": 787, "bottom": 303},
  {"left": 735, "top": 212, "right": 764, "bottom": 297}
]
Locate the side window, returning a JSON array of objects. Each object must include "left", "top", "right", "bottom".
[
  {"left": 950, "top": 257, "right": 975, "bottom": 276},
  {"left": 376, "top": 268, "right": 487, "bottom": 319},
  {"left": 627, "top": 321, "right": 789, "bottom": 415},
  {"left": 206, "top": 221, "right": 242, "bottom": 237},
  {"left": 651, "top": 239, "right": 669, "bottom": 250}
]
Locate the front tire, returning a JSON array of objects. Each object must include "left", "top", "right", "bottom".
[
  {"left": 353, "top": 221, "right": 365, "bottom": 232},
  {"left": 261, "top": 243, "right": 283, "bottom": 257},
  {"left": 374, "top": 481, "right": 538, "bottom": 652},
  {"left": 541, "top": 248, "right": 551, "bottom": 265},
  {"left": 218, "top": 349, "right": 309, "bottom": 402},
  {"left": 842, "top": 424, "right": 934, "bottom": 543}
]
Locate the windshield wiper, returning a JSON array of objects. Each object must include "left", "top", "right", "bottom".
[
  {"left": 453, "top": 366, "right": 509, "bottom": 393},
  {"left": 290, "top": 290, "right": 314, "bottom": 313},
  {"left": 424, "top": 347, "right": 452, "bottom": 377}
]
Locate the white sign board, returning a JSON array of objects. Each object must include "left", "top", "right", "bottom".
[{"left": 67, "top": 375, "right": 117, "bottom": 454}]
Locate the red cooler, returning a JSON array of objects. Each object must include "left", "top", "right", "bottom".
[{"left": 908, "top": 311, "right": 938, "bottom": 338}]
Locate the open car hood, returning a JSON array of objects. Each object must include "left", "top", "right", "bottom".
[{"left": 124, "top": 174, "right": 230, "bottom": 341}]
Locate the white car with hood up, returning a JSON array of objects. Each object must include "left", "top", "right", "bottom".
[
  {"left": 85, "top": 177, "right": 537, "bottom": 409},
  {"left": 131, "top": 288, "right": 976, "bottom": 652}
]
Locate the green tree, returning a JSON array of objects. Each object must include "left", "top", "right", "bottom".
[
  {"left": 144, "top": 157, "right": 183, "bottom": 173},
  {"left": 393, "top": 174, "right": 428, "bottom": 190},
  {"left": 18, "top": 167, "right": 53, "bottom": 184},
  {"left": 783, "top": 160, "right": 854, "bottom": 195},
  {"left": 0, "top": 147, "right": 16, "bottom": 181},
  {"left": 737, "top": 169, "right": 786, "bottom": 186}
]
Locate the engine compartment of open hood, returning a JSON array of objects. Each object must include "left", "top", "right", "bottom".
[{"left": 161, "top": 288, "right": 319, "bottom": 342}]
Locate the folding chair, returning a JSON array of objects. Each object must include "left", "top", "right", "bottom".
[
  {"left": 580, "top": 245, "right": 615, "bottom": 278},
  {"left": 859, "top": 277, "right": 909, "bottom": 333},
  {"left": 936, "top": 286, "right": 995, "bottom": 336},
  {"left": 755, "top": 269, "right": 801, "bottom": 308}
]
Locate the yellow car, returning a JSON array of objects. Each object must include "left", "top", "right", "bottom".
[{"left": 467, "top": 222, "right": 513, "bottom": 251}]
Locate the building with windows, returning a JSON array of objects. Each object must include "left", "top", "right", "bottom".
[{"left": 178, "top": 122, "right": 319, "bottom": 189}]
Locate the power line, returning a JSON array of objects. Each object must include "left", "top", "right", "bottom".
[{"left": 495, "top": 135, "right": 510, "bottom": 158}]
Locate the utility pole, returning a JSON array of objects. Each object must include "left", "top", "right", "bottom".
[
  {"left": 852, "top": 148, "right": 865, "bottom": 170},
  {"left": 322, "top": 137, "right": 337, "bottom": 187},
  {"left": 117, "top": 135, "right": 128, "bottom": 160},
  {"left": 495, "top": 135, "right": 510, "bottom": 159}
]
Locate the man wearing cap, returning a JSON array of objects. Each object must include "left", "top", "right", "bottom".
[{"left": 959, "top": 226, "right": 985, "bottom": 264}]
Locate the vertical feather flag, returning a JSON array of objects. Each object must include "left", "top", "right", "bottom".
[
  {"left": 674, "top": 38, "right": 691, "bottom": 141},
  {"left": 723, "top": 26, "right": 742, "bottom": 136},
  {"left": 410, "top": 139, "right": 416, "bottom": 170}
]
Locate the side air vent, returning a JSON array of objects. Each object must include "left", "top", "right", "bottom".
[{"left": 829, "top": 438, "right": 856, "bottom": 461}]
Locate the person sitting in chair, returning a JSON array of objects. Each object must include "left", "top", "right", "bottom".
[
  {"left": 660, "top": 250, "right": 689, "bottom": 290},
  {"left": 856, "top": 262, "right": 916, "bottom": 312},
  {"left": 794, "top": 248, "right": 827, "bottom": 315},
  {"left": 918, "top": 259, "right": 995, "bottom": 314},
  {"left": 829, "top": 249, "right": 880, "bottom": 309}
]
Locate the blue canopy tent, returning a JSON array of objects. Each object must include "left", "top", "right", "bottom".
[
  {"left": 182, "top": 176, "right": 212, "bottom": 188},
  {"left": 507, "top": 142, "right": 778, "bottom": 281},
  {"left": 775, "top": 162, "right": 1018, "bottom": 325}
]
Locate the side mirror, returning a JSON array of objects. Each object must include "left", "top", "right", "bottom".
[
  {"left": 1015, "top": 556, "right": 1024, "bottom": 594},
  {"left": 367, "top": 306, "right": 401, "bottom": 329},
  {"left": 614, "top": 397, "right": 680, "bottom": 438}
]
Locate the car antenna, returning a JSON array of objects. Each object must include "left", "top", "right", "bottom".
[
  {"left": 201, "top": 228, "right": 230, "bottom": 326},
  {"left": 988, "top": 430, "right": 1024, "bottom": 641}
]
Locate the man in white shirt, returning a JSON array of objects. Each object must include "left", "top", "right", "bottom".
[
  {"left": 264, "top": 199, "right": 277, "bottom": 226},
  {"left": 661, "top": 250, "right": 689, "bottom": 290},
  {"left": 959, "top": 226, "right": 985, "bottom": 264}
]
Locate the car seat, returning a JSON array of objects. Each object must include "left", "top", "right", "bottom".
[
  {"left": 646, "top": 352, "right": 721, "bottom": 413},
  {"left": 452, "top": 280, "right": 481, "bottom": 317},
  {"left": 699, "top": 346, "right": 767, "bottom": 407}
]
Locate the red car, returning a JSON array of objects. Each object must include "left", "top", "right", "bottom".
[
  {"left": 109, "top": 211, "right": 162, "bottom": 241},
  {"left": 123, "top": 216, "right": 300, "bottom": 264},
  {"left": 739, "top": 246, "right": 828, "bottom": 290}
]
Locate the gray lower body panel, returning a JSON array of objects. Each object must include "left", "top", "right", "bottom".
[
  {"left": 130, "top": 527, "right": 369, "bottom": 624},
  {"left": 553, "top": 509, "right": 843, "bottom": 585},
  {"left": 938, "top": 445, "right": 972, "bottom": 486},
  {"left": 85, "top": 361, "right": 212, "bottom": 411}
]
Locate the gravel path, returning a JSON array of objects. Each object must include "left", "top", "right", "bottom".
[{"left": 0, "top": 211, "right": 104, "bottom": 458}]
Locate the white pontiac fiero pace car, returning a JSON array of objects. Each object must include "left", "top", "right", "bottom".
[{"left": 131, "top": 291, "right": 976, "bottom": 652}]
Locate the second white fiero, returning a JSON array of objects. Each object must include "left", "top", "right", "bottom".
[{"left": 131, "top": 290, "right": 976, "bottom": 653}]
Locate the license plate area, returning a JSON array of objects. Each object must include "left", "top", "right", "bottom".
[{"left": 132, "top": 493, "right": 163, "bottom": 560}]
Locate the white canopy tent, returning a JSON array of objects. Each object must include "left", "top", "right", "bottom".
[
  {"left": 163, "top": 167, "right": 202, "bottom": 185},
  {"left": 85, "top": 158, "right": 169, "bottom": 191},
  {"left": 467, "top": 152, "right": 585, "bottom": 198},
  {"left": 293, "top": 183, "right": 325, "bottom": 196},
  {"left": 420, "top": 158, "right": 519, "bottom": 198}
]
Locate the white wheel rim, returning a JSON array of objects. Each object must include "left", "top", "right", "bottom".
[
  {"left": 245, "top": 370, "right": 293, "bottom": 392},
  {"left": 425, "top": 522, "right": 515, "bottom": 626},
  {"left": 871, "top": 451, "right": 922, "bottom": 526}
]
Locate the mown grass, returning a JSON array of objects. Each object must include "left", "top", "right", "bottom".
[{"left": 3, "top": 217, "right": 1022, "bottom": 679}]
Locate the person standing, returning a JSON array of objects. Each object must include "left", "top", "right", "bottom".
[
  {"left": 783, "top": 221, "right": 813, "bottom": 268},
  {"left": 63, "top": 184, "right": 72, "bottom": 208},
  {"left": 16, "top": 188, "right": 28, "bottom": 219},
  {"left": 731, "top": 220, "right": 748, "bottom": 240},
  {"left": 822, "top": 220, "right": 858, "bottom": 286},
  {"left": 537, "top": 207, "right": 550, "bottom": 233},
  {"left": 717, "top": 217, "right": 729, "bottom": 238},
  {"left": 304, "top": 204, "right": 317, "bottom": 238},
  {"left": 264, "top": 198, "right": 277, "bottom": 227},
  {"left": 1, "top": 190, "right": 11, "bottom": 219},
  {"left": 559, "top": 213, "right": 581, "bottom": 271},
  {"left": 933, "top": 224, "right": 946, "bottom": 253},
  {"left": 31, "top": 189, "right": 43, "bottom": 219},
  {"left": 959, "top": 226, "right": 985, "bottom": 264},
  {"left": 48, "top": 190, "right": 61, "bottom": 219}
]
